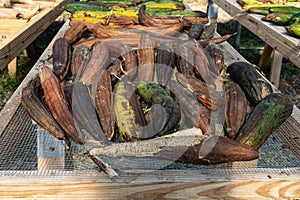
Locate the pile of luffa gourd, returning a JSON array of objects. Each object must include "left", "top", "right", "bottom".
[{"left": 21, "top": 5, "right": 294, "bottom": 177}]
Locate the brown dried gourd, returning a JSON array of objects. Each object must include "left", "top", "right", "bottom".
[
  {"left": 224, "top": 80, "right": 248, "bottom": 139},
  {"left": 39, "top": 66, "right": 84, "bottom": 144},
  {"left": 226, "top": 61, "right": 273, "bottom": 105}
]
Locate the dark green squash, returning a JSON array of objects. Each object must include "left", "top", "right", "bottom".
[{"left": 236, "top": 93, "right": 294, "bottom": 150}]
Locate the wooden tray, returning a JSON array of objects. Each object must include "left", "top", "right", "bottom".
[{"left": 0, "top": 20, "right": 299, "bottom": 199}]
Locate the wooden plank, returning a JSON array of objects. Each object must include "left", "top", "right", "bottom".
[
  {"left": 37, "top": 126, "right": 65, "bottom": 170},
  {"left": 0, "top": 0, "right": 65, "bottom": 35},
  {"left": 0, "top": 170, "right": 299, "bottom": 199},
  {"left": 211, "top": 0, "right": 300, "bottom": 68},
  {"left": 0, "top": 0, "right": 69, "bottom": 71},
  {"left": 0, "top": 20, "right": 27, "bottom": 35},
  {"left": 1, "top": 180, "right": 300, "bottom": 199}
]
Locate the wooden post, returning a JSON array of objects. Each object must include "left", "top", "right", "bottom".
[
  {"left": 207, "top": 1, "right": 219, "bottom": 24},
  {"left": 270, "top": 50, "right": 283, "bottom": 88},
  {"left": 7, "top": 57, "right": 17, "bottom": 78},
  {"left": 258, "top": 44, "right": 273, "bottom": 69},
  {"left": 7, "top": 42, "right": 35, "bottom": 78},
  {"left": 26, "top": 43, "right": 36, "bottom": 61},
  {"left": 235, "top": 22, "right": 242, "bottom": 48},
  {"left": 37, "top": 126, "right": 65, "bottom": 170}
]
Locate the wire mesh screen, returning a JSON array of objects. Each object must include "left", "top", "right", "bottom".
[
  {"left": 0, "top": 104, "right": 299, "bottom": 174},
  {"left": 0, "top": 105, "right": 37, "bottom": 170}
]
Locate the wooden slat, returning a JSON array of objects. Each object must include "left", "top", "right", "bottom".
[
  {"left": 0, "top": 0, "right": 69, "bottom": 71},
  {"left": 0, "top": 170, "right": 299, "bottom": 199},
  {"left": 211, "top": 0, "right": 300, "bottom": 68},
  {"left": 1, "top": 180, "right": 300, "bottom": 199}
]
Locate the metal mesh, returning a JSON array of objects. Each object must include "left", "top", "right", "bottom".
[
  {"left": 0, "top": 105, "right": 37, "bottom": 170},
  {"left": 0, "top": 104, "right": 299, "bottom": 173},
  {"left": 276, "top": 117, "right": 300, "bottom": 159}
]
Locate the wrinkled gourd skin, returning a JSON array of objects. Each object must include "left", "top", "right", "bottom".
[
  {"left": 226, "top": 61, "right": 273, "bottom": 105},
  {"left": 236, "top": 93, "right": 294, "bottom": 150}
]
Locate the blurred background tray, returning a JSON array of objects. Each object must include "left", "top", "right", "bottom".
[{"left": 212, "top": 0, "right": 300, "bottom": 87}]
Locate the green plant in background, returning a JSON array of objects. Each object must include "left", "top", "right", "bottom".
[
  {"left": 0, "top": 21, "right": 63, "bottom": 111},
  {"left": 218, "top": 22, "right": 299, "bottom": 108},
  {"left": 0, "top": 53, "right": 33, "bottom": 110}
]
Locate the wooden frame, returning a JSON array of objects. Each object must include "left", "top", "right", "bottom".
[{"left": 0, "top": 19, "right": 299, "bottom": 199}]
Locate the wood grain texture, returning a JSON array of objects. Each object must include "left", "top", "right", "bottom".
[
  {"left": 211, "top": 0, "right": 300, "bottom": 68},
  {"left": 0, "top": 20, "right": 25, "bottom": 35},
  {"left": 0, "top": 170, "right": 299, "bottom": 199}
]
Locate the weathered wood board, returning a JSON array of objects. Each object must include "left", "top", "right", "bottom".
[
  {"left": 0, "top": 170, "right": 299, "bottom": 199},
  {"left": 0, "top": 0, "right": 69, "bottom": 71}
]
